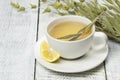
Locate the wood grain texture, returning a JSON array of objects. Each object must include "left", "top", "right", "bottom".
[
  {"left": 35, "top": 1, "right": 106, "bottom": 80},
  {"left": 0, "top": 0, "right": 38, "bottom": 80},
  {"left": 36, "top": 62, "right": 105, "bottom": 80},
  {"left": 105, "top": 41, "right": 120, "bottom": 80}
]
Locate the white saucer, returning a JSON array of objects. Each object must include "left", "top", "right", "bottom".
[{"left": 34, "top": 36, "right": 108, "bottom": 73}]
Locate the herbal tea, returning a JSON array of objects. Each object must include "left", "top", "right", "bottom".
[{"left": 49, "top": 21, "right": 92, "bottom": 41}]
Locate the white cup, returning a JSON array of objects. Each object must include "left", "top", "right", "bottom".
[{"left": 46, "top": 16, "right": 107, "bottom": 59}]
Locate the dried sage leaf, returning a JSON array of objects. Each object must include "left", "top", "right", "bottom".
[
  {"left": 51, "top": 2, "right": 62, "bottom": 9},
  {"left": 41, "top": 0, "right": 47, "bottom": 2},
  {"left": 18, "top": 6, "right": 25, "bottom": 12},
  {"left": 43, "top": 7, "right": 51, "bottom": 13},
  {"left": 30, "top": 4, "right": 37, "bottom": 9},
  {"left": 10, "top": 2, "right": 20, "bottom": 8}
]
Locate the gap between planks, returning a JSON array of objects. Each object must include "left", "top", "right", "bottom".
[
  {"left": 104, "top": 61, "right": 108, "bottom": 80},
  {"left": 34, "top": 0, "right": 40, "bottom": 80}
]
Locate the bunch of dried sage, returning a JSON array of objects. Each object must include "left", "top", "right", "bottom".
[{"left": 41, "top": 0, "right": 120, "bottom": 42}]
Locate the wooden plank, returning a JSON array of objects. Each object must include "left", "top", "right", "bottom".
[
  {"left": 0, "top": 0, "right": 38, "bottom": 80},
  {"left": 36, "top": 62, "right": 106, "bottom": 80},
  {"left": 105, "top": 41, "right": 120, "bottom": 80},
  {"left": 35, "top": 1, "right": 106, "bottom": 80}
]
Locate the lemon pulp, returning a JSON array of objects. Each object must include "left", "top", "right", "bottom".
[{"left": 40, "top": 41, "right": 60, "bottom": 63}]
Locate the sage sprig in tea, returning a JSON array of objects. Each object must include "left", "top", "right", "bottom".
[{"left": 57, "top": 11, "right": 106, "bottom": 41}]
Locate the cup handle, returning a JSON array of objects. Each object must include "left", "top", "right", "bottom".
[{"left": 92, "top": 32, "right": 108, "bottom": 50}]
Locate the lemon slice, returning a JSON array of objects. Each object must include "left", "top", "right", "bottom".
[
  {"left": 40, "top": 41, "right": 50, "bottom": 52},
  {"left": 41, "top": 41, "right": 60, "bottom": 63}
]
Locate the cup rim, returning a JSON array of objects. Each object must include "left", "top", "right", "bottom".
[{"left": 46, "top": 15, "right": 95, "bottom": 43}]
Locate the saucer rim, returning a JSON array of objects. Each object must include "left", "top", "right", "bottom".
[{"left": 34, "top": 36, "right": 108, "bottom": 73}]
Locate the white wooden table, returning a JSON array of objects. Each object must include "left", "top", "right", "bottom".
[{"left": 0, "top": 0, "right": 120, "bottom": 80}]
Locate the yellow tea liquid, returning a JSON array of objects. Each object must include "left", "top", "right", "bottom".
[{"left": 49, "top": 21, "right": 92, "bottom": 41}]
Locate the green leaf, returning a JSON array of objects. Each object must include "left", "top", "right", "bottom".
[
  {"left": 57, "top": 9, "right": 68, "bottom": 16},
  {"left": 51, "top": 2, "right": 62, "bottom": 9},
  {"left": 79, "top": 0, "right": 85, "bottom": 2},
  {"left": 106, "top": 0, "right": 113, "bottom": 4},
  {"left": 18, "top": 6, "right": 25, "bottom": 12},
  {"left": 41, "top": 0, "right": 47, "bottom": 2},
  {"left": 63, "top": 5, "right": 69, "bottom": 10},
  {"left": 10, "top": 2, "right": 20, "bottom": 8},
  {"left": 43, "top": 7, "right": 51, "bottom": 13},
  {"left": 30, "top": 4, "right": 37, "bottom": 9}
]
